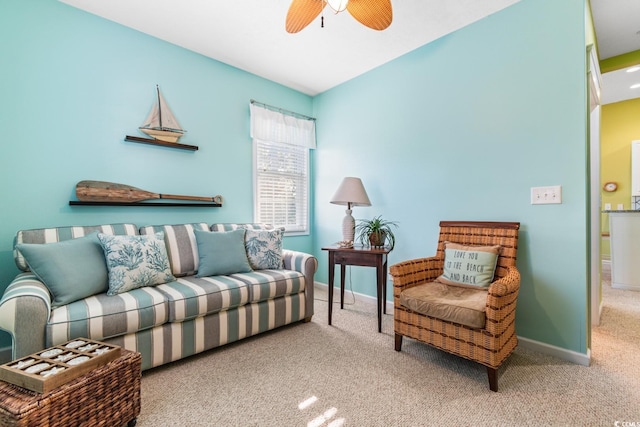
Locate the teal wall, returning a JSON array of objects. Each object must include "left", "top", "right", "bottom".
[
  {"left": 1, "top": 0, "right": 591, "bottom": 356},
  {"left": 313, "top": 0, "right": 590, "bottom": 354},
  {"left": 0, "top": 1, "right": 314, "bottom": 346}
]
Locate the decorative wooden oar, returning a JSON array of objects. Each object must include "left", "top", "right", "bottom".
[{"left": 76, "top": 180, "right": 222, "bottom": 204}]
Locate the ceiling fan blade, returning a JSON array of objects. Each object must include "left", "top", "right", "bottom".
[
  {"left": 347, "top": 0, "right": 393, "bottom": 30},
  {"left": 286, "top": 0, "right": 326, "bottom": 33}
]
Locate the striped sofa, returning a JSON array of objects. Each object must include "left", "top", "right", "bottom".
[{"left": 0, "top": 223, "right": 316, "bottom": 370}]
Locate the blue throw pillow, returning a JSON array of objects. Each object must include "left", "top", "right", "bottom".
[
  {"left": 15, "top": 231, "right": 108, "bottom": 307},
  {"left": 194, "top": 229, "right": 253, "bottom": 277}
]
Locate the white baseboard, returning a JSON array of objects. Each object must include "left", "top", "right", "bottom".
[
  {"left": 315, "top": 282, "right": 590, "bottom": 366},
  {"left": 516, "top": 336, "right": 590, "bottom": 366},
  {"left": 612, "top": 282, "right": 640, "bottom": 291},
  {"left": 314, "top": 281, "right": 393, "bottom": 312}
]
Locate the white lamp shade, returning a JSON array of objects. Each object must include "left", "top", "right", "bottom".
[{"left": 330, "top": 177, "right": 371, "bottom": 207}]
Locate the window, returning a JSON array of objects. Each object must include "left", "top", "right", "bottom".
[{"left": 250, "top": 102, "right": 315, "bottom": 234}]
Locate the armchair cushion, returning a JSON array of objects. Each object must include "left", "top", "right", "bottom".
[
  {"left": 436, "top": 242, "right": 500, "bottom": 288},
  {"left": 399, "top": 281, "right": 487, "bottom": 329}
]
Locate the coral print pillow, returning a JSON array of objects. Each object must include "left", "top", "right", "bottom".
[
  {"left": 244, "top": 228, "right": 284, "bottom": 270},
  {"left": 97, "top": 232, "right": 175, "bottom": 295}
]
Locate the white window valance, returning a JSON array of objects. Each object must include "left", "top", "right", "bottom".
[{"left": 250, "top": 102, "right": 316, "bottom": 149}]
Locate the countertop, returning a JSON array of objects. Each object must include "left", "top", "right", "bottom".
[{"left": 602, "top": 210, "right": 640, "bottom": 213}]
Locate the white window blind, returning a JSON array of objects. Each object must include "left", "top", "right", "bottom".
[
  {"left": 250, "top": 102, "right": 315, "bottom": 234},
  {"left": 254, "top": 140, "right": 308, "bottom": 232}
]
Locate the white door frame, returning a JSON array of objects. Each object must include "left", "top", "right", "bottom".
[{"left": 588, "top": 45, "right": 603, "bottom": 328}]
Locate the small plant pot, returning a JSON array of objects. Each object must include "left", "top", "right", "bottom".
[
  {"left": 356, "top": 215, "right": 398, "bottom": 250},
  {"left": 369, "top": 231, "right": 386, "bottom": 247}
]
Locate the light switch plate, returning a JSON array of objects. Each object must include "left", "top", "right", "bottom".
[{"left": 531, "top": 186, "right": 562, "bottom": 204}]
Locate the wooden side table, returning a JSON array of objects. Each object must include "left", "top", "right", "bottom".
[{"left": 322, "top": 245, "right": 391, "bottom": 332}]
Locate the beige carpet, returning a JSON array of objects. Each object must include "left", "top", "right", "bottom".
[{"left": 138, "top": 264, "right": 640, "bottom": 426}]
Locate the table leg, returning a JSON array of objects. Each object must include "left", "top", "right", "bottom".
[
  {"left": 376, "top": 256, "right": 383, "bottom": 333},
  {"left": 340, "top": 264, "right": 346, "bottom": 310},
  {"left": 382, "top": 257, "right": 388, "bottom": 315},
  {"left": 328, "top": 252, "right": 334, "bottom": 325}
]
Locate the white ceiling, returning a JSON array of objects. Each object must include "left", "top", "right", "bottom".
[
  {"left": 59, "top": 0, "right": 640, "bottom": 102},
  {"left": 591, "top": 0, "right": 640, "bottom": 104},
  {"left": 59, "top": 0, "right": 519, "bottom": 96},
  {"left": 591, "top": 0, "right": 640, "bottom": 60},
  {"left": 601, "top": 65, "right": 640, "bottom": 105}
]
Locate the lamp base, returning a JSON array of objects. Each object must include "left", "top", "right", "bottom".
[{"left": 341, "top": 209, "right": 355, "bottom": 243}]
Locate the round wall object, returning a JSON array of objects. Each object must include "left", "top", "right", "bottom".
[{"left": 603, "top": 182, "right": 618, "bottom": 192}]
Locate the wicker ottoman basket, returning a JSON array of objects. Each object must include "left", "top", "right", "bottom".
[{"left": 0, "top": 350, "right": 141, "bottom": 427}]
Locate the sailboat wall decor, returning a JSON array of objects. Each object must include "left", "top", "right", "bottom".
[{"left": 139, "top": 85, "right": 186, "bottom": 143}]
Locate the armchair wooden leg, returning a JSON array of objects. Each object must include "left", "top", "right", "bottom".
[
  {"left": 487, "top": 367, "right": 498, "bottom": 392},
  {"left": 394, "top": 333, "right": 403, "bottom": 351}
]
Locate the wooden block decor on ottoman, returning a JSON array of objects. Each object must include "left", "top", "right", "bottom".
[{"left": 0, "top": 338, "right": 141, "bottom": 426}]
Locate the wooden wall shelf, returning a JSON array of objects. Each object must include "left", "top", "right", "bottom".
[
  {"left": 125, "top": 135, "right": 198, "bottom": 151},
  {"left": 70, "top": 201, "right": 221, "bottom": 207}
]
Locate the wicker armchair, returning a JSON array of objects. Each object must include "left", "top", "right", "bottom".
[{"left": 390, "top": 221, "right": 520, "bottom": 392}]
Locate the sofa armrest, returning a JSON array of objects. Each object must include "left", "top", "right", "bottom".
[
  {"left": 0, "top": 273, "right": 51, "bottom": 360},
  {"left": 390, "top": 256, "right": 442, "bottom": 295},
  {"left": 282, "top": 250, "right": 318, "bottom": 320},
  {"left": 282, "top": 250, "right": 317, "bottom": 275}
]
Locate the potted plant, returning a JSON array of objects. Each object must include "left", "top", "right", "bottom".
[{"left": 355, "top": 215, "right": 399, "bottom": 249}]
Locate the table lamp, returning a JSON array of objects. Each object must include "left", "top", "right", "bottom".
[{"left": 330, "top": 177, "right": 371, "bottom": 243}]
